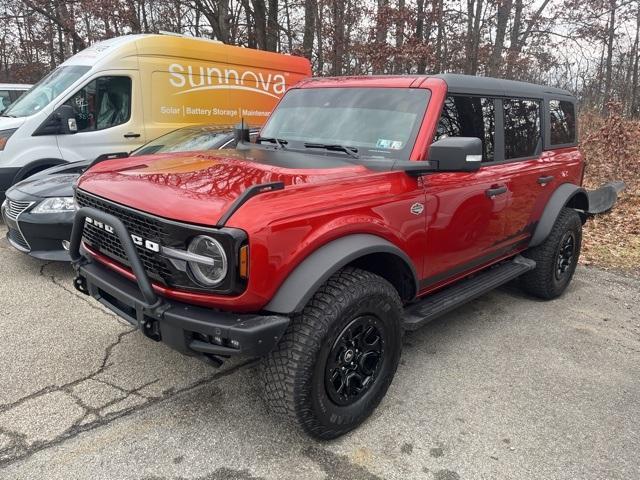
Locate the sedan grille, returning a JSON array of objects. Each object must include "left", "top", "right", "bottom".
[
  {"left": 7, "top": 227, "right": 30, "bottom": 252},
  {"left": 4, "top": 200, "right": 33, "bottom": 221}
]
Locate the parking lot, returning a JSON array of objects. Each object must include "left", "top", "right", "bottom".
[{"left": 0, "top": 222, "right": 638, "bottom": 479}]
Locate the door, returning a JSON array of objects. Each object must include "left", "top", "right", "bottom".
[
  {"left": 421, "top": 95, "right": 515, "bottom": 288},
  {"left": 56, "top": 71, "right": 146, "bottom": 162}
]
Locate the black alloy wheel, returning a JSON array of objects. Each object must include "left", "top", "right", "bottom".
[{"left": 325, "top": 315, "right": 386, "bottom": 406}]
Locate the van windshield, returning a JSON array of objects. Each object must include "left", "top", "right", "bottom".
[
  {"left": 260, "top": 87, "right": 430, "bottom": 160},
  {"left": 2, "top": 66, "right": 91, "bottom": 118}
]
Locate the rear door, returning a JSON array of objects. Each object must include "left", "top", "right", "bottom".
[{"left": 422, "top": 95, "right": 514, "bottom": 287}]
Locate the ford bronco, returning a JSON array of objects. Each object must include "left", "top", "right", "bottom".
[{"left": 69, "top": 74, "right": 623, "bottom": 439}]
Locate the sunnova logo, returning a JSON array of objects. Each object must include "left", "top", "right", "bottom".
[{"left": 168, "top": 63, "right": 286, "bottom": 99}]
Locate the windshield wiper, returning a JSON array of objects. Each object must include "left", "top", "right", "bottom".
[
  {"left": 257, "top": 136, "right": 288, "bottom": 148},
  {"left": 304, "top": 143, "right": 360, "bottom": 159}
]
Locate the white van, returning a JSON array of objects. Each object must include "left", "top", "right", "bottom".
[
  {"left": 0, "top": 84, "right": 32, "bottom": 113},
  {"left": 0, "top": 33, "right": 311, "bottom": 200}
]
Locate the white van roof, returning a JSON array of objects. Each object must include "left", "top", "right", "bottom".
[{"left": 0, "top": 83, "right": 32, "bottom": 90}]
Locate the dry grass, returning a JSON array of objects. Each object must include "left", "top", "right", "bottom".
[{"left": 580, "top": 109, "right": 640, "bottom": 274}]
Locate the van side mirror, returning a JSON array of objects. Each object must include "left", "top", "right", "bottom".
[
  {"left": 429, "top": 137, "right": 483, "bottom": 172},
  {"left": 55, "top": 105, "right": 78, "bottom": 134},
  {"left": 33, "top": 104, "right": 78, "bottom": 136}
]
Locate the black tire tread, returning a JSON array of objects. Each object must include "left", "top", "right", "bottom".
[
  {"left": 260, "top": 267, "right": 402, "bottom": 439},
  {"left": 521, "top": 207, "right": 582, "bottom": 299}
]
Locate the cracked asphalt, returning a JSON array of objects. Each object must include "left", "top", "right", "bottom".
[{"left": 0, "top": 222, "right": 639, "bottom": 480}]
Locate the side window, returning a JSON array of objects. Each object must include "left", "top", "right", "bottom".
[
  {"left": 0, "top": 90, "right": 11, "bottom": 111},
  {"left": 503, "top": 99, "right": 541, "bottom": 159},
  {"left": 64, "top": 76, "right": 131, "bottom": 132},
  {"left": 435, "top": 96, "right": 495, "bottom": 162},
  {"left": 549, "top": 100, "right": 576, "bottom": 145}
]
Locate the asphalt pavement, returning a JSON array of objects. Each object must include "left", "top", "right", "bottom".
[{"left": 0, "top": 222, "right": 638, "bottom": 480}]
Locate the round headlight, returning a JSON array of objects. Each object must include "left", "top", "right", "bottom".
[{"left": 187, "top": 235, "right": 228, "bottom": 287}]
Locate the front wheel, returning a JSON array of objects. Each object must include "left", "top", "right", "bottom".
[
  {"left": 521, "top": 207, "right": 582, "bottom": 299},
  {"left": 260, "top": 267, "right": 403, "bottom": 439}
]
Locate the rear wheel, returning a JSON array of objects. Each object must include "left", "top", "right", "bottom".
[
  {"left": 521, "top": 207, "right": 582, "bottom": 299},
  {"left": 261, "top": 267, "right": 402, "bottom": 439}
]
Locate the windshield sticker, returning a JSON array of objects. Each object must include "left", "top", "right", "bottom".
[{"left": 376, "top": 139, "right": 403, "bottom": 150}]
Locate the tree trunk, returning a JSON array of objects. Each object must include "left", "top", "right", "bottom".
[
  {"left": 373, "top": 0, "right": 389, "bottom": 74},
  {"left": 302, "top": 0, "right": 316, "bottom": 60},
  {"left": 488, "top": 0, "right": 513, "bottom": 76},
  {"left": 251, "top": 0, "right": 268, "bottom": 49},
  {"left": 603, "top": 0, "right": 617, "bottom": 115},
  {"left": 266, "top": 0, "right": 278, "bottom": 51},
  {"left": 332, "top": 0, "right": 345, "bottom": 75},
  {"left": 505, "top": 0, "right": 523, "bottom": 77},
  {"left": 629, "top": 3, "right": 640, "bottom": 117},
  {"left": 394, "top": 0, "right": 405, "bottom": 73}
]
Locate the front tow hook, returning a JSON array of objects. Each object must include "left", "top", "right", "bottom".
[{"left": 73, "top": 275, "right": 89, "bottom": 295}]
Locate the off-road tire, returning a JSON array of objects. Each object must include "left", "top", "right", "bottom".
[
  {"left": 521, "top": 207, "right": 582, "bottom": 299},
  {"left": 260, "top": 267, "right": 403, "bottom": 439}
]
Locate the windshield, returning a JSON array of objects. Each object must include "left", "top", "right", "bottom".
[
  {"left": 132, "top": 127, "right": 233, "bottom": 156},
  {"left": 3, "top": 66, "right": 91, "bottom": 118},
  {"left": 260, "top": 87, "right": 430, "bottom": 160}
]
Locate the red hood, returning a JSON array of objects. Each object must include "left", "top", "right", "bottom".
[{"left": 77, "top": 150, "right": 368, "bottom": 225}]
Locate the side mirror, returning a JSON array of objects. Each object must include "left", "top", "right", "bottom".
[
  {"left": 428, "top": 137, "right": 483, "bottom": 172},
  {"left": 234, "top": 120, "right": 251, "bottom": 145},
  {"left": 55, "top": 105, "right": 78, "bottom": 134},
  {"left": 33, "top": 104, "right": 78, "bottom": 136}
]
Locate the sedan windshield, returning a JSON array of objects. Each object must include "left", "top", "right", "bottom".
[
  {"left": 3, "top": 66, "right": 90, "bottom": 118},
  {"left": 132, "top": 127, "right": 233, "bottom": 156},
  {"left": 260, "top": 87, "right": 430, "bottom": 160}
]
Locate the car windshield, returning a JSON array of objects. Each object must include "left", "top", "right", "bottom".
[
  {"left": 260, "top": 87, "right": 430, "bottom": 160},
  {"left": 131, "top": 127, "right": 233, "bottom": 156},
  {"left": 2, "top": 66, "right": 91, "bottom": 118}
]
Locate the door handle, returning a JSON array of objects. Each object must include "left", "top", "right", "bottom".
[
  {"left": 124, "top": 132, "right": 141, "bottom": 138},
  {"left": 537, "top": 175, "right": 554, "bottom": 185},
  {"left": 485, "top": 185, "right": 507, "bottom": 198}
]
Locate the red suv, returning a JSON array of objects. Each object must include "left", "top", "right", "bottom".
[{"left": 70, "top": 74, "right": 623, "bottom": 439}]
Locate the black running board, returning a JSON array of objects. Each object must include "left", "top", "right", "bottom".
[{"left": 402, "top": 255, "right": 536, "bottom": 331}]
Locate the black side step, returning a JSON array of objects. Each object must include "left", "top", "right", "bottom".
[{"left": 402, "top": 255, "right": 536, "bottom": 331}]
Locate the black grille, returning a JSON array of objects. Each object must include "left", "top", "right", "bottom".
[
  {"left": 7, "top": 227, "right": 30, "bottom": 251},
  {"left": 75, "top": 190, "right": 173, "bottom": 284}
]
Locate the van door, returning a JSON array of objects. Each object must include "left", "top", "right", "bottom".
[{"left": 56, "top": 71, "right": 146, "bottom": 162}]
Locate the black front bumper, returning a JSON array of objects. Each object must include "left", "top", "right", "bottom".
[
  {"left": 2, "top": 189, "right": 74, "bottom": 261},
  {"left": 70, "top": 207, "right": 289, "bottom": 360}
]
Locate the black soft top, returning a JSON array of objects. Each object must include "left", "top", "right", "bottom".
[{"left": 434, "top": 74, "right": 575, "bottom": 101}]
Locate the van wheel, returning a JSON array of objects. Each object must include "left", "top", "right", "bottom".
[
  {"left": 521, "top": 207, "right": 582, "bottom": 300},
  {"left": 260, "top": 267, "right": 402, "bottom": 439}
]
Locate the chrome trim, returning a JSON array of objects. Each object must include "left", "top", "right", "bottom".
[
  {"left": 4, "top": 200, "right": 33, "bottom": 221},
  {"left": 3, "top": 200, "right": 34, "bottom": 251},
  {"left": 161, "top": 246, "right": 216, "bottom": 266}
]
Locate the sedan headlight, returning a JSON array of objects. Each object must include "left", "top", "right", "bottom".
[
  {"left": 186, "top": 235, "right": 228, "bottom": 286},
  {"left": 0, "top": 128, "right": 17, "bottom": 151},
  {"left": 32, "top": 197, "right": 76, "bottom": 214}
]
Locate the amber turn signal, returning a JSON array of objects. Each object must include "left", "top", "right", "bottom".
[{"left": 239, "top": 245, "right": 249, "bottom": 279}]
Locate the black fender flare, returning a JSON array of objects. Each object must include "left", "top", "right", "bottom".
[
  {"left": 529, "top": 183, "right": 589, "bottom": 247},
  {"left": 263, "top": 234, "right": 419, "bottom": 314},
  {"left": 14, "top": 158, "right": 67, "bottom": 183}
]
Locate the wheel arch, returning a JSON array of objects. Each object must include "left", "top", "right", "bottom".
[
  {"left": 529, "top": 183, "right": 588, "bottom": 248},
  {"left": 263, "top": 234, "right": 419, "bottom": 314}
]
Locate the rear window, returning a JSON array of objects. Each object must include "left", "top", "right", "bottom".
[
  {"left": 549, "top": 100, "right": 576, "bottom": 145},
  {"left": 503, "top": 99, "right": 541, "bottom": 159},
  {"left": 435, "top": 96, "right": 495, "bottom": 162}
]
